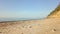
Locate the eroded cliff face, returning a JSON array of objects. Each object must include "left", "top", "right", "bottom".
[
  {"left": 47, "top": 11, "right": 60, "bottom": 18},
  {"left": 47, "top": 4, "right": 60, "bottom": 18}
]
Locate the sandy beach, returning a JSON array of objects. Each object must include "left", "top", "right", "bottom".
[{"left": 0, "top": 18, "right": 60, "bottom": 34}]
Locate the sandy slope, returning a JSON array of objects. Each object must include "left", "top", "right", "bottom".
[{"left": 0, "top": 18, "right": 60, "bottom": 34}]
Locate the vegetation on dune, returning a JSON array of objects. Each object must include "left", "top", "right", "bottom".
[{"left": 47, "top": 4, "right": 60, "bottom": 17}]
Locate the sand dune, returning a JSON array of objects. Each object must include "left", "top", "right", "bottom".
[{"left": 0, "top": 18, "right": 60, "bottom": 34}]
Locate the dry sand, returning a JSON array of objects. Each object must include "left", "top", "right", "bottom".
[{"left": 0, "top": 18, "right": 60, "bottom": 34}]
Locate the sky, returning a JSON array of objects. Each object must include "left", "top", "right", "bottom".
[{"left": 0, "top": 0, "right": 60, "bottom": 19}]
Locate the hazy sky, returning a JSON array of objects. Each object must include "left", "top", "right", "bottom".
[{"left": 0, "top": 0, "right": 60, "bottom": 18}]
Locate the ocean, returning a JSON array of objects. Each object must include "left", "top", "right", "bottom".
[{"left": 0, "top": 18, "right": 43, "bottom": 22}]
